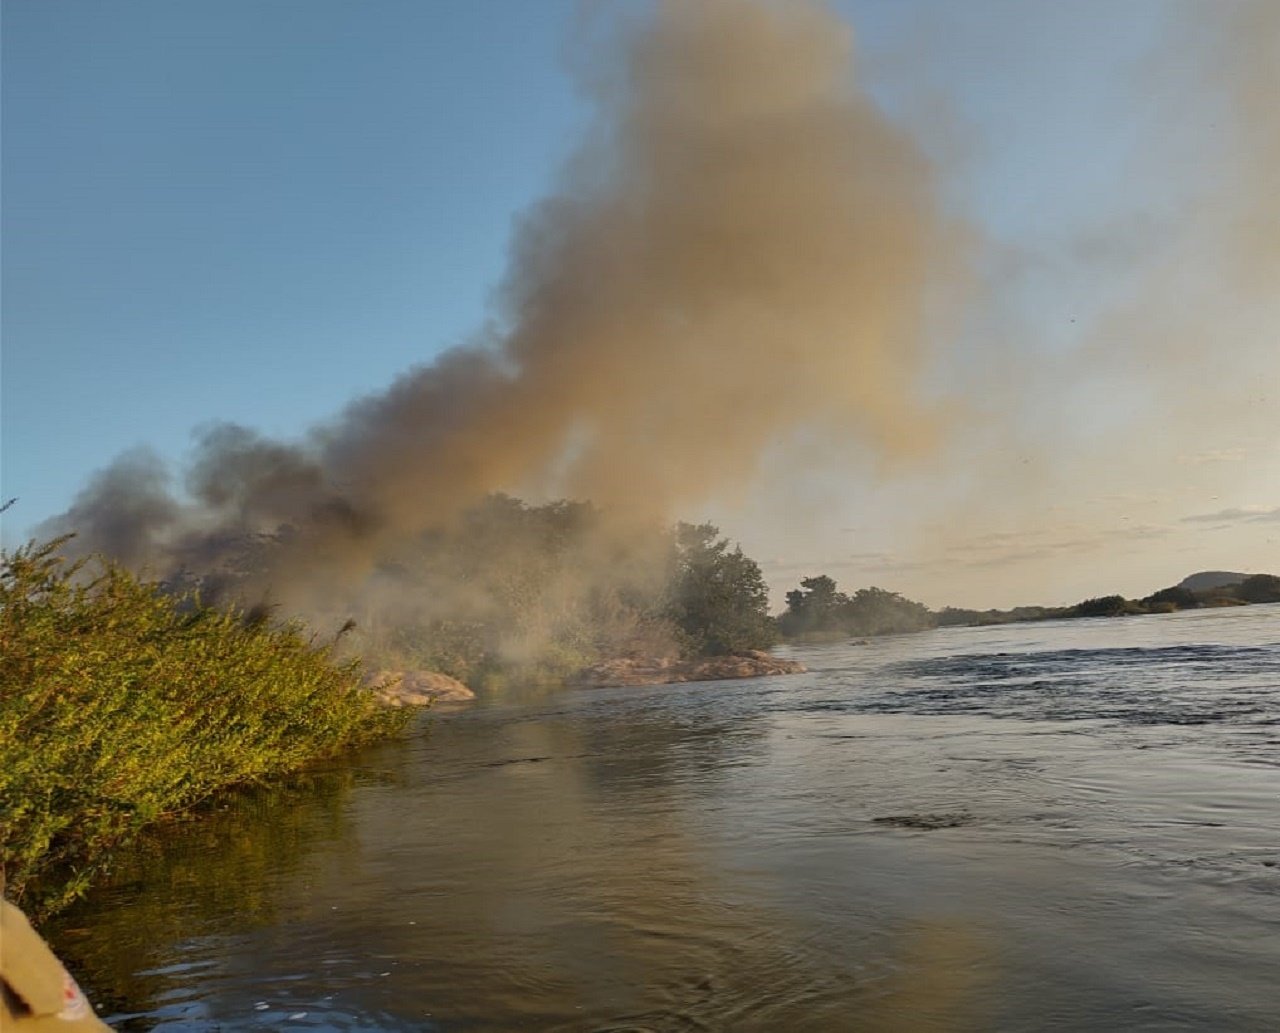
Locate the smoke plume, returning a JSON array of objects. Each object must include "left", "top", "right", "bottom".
[{"left": 43, "top": 0, "right": 961, "bottom": 616}]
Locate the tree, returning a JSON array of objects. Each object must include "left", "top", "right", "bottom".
[
  {"left": 1237, "top": 574, "right": 1280, "bottom": 604},
  {"left": 780, "top": 575, "right": 935, "bottom": 638},
  {"left": 668, "top": 523, "right": 777, "bottom": 655},
  {"left": 841, "top": 586, "right": 934, "bottom": 636},
  {"left": 1142, "top": 585, "right": 1199, "bottom": 611},
  {"left": 1073, "top": 594, "right": 1129, "bottom": 618},
  {"left": 780, "top": 574, "right": 847, "bottom": 636}
]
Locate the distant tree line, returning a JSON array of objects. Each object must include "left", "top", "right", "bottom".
[
  {"left": 935, "top": 573, "right": 1280, "bottom": 628},
  {"left": 778, "top": 570, "right": 1280, "bottom": 640}
]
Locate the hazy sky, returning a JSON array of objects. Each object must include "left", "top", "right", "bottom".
[{"left": 3, "top": 0, "right": 1276, "bottom": 609}]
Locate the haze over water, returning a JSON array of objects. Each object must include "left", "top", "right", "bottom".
[{"left": 54, "top": 605, "right": 1280, "bottom": 1031}]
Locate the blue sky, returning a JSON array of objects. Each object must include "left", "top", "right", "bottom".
[
  {"left": 4, "top": 1, "right": 1276, "bottom": 606},
  {"left": 4, "top": 0, "right": 584, "bottom": 520}
]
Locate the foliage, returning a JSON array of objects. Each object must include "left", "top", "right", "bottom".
[
  {"left": 939, "top": 572, "right": 1280, "bottom": 628},
  {"left": 779, "top": 575, "right": 934, "bottom": 639},
  {"left": 352, "top": 495, "right": 682, "bottom": 684},
  {"left": 935, "top": 605, "right": 1068, "bottom": 627},
  {"left": 844, "top": 586, "right": 934, "bottom": 636},
  {"left": 348, "top": 498, "right": 776, "bottom": 678},
  {"left": 0, "top": 537, "right": 408, "bottom": 918},
  {"left": 782, "top": 575, "right": 843, "bottom": 635},
  {"left": 1141, "top": 585, "right": 1199, "bottom": 611},
  {"left": 1235, "top": 574, "right": 1280, "bottom": 604},
  {"left": 815, "top": 566, "right": 1280, "bottom": 636},
  {"left": 668, "top": 523, "right": 777, "bottom": 656},
  {"left": 1072, "top": 595, "right": 1133, "bottom": 618}
]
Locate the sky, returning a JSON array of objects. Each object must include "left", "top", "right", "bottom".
[{"left": 3, "top": 0, "right": 1277, "bottom": 610}]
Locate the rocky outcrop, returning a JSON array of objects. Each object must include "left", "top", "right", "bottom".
[
  {"left": 575, "top": 650, "right": 805, "bottom": 689},
  {"left": 365, "top": 669, "right": 476, "bottom": 707}
]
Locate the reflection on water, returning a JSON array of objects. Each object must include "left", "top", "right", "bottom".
[
  {"left": 47, "top": 769, "right": 373, "bottom": 1024},
  {"left": 50, "top": 606, "right": 1280, "bottom": 1031}
]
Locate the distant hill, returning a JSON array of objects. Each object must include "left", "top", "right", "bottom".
[{"left": 1177, "top": 571, "right": 1251, "bottom": 593}]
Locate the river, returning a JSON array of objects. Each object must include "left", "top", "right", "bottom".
[{"left": 49, "top": 605, "right": 1280, "bottom": 1031}]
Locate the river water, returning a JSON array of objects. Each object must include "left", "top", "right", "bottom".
[{"left": 51, "top": 605, "right": 1280, "bottom": 1031}]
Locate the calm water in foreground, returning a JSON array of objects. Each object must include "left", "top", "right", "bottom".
[{"left": 52, "top": 606, "right": 1280, "bottom": 1031}]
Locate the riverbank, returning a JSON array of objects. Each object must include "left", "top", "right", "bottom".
[{"left": 0, "top": 539, "right": 411, "bottom": 919}]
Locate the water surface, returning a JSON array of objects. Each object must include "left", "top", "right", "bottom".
[{"left": 52, "top": 605, "right": 1280, "bottom": 1031}]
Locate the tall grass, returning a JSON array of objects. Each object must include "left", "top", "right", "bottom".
[{"left": 0, "top": 537, "right": 409, "bottom": 917}]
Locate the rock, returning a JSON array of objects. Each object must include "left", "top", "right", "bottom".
[
  {"left": 575, "top": 650, "right": 805, "bottom": 689},
  {"left": 365, "top": 669, "right": 476, "bottom": 707},
  {"left": 872, "top": 813, "right": 972, "bottom": 831}
]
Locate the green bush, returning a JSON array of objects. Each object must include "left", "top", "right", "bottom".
[
  {"left": 0, "top": 537, "right": 409, "bottom": 917},
  {"left": 669, "top": 523, "right": 777, "bottom": 655},
  {"left": 1072, "top": 595, "right": 1130, "bottom": 618},
  {"left": 779, "top": 576, "right": 934, "bottom": 639},
  {"left": 1141, "top": 585, "right": 1199, "bottom": 611},
  {"left": 1236, "top": 574, "right": 1280, "bottom": 604}
]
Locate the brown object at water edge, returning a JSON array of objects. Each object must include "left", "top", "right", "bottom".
[{"left": 1, "top": 898, "right": 112, "bottom": 1030}]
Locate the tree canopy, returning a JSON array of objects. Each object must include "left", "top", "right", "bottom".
[
  {"left": 779, "top": 575, "right": 934, "bottom": 639},
  {"left": 668, "top": 522, "right": 777, "bottom": 656}
]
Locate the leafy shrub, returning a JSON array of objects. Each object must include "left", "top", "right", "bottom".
[
  {"left": 352, "top": 499, "right": 773, "bottom": 675},
  {"left": 0, "top": 537, "right": 408, "bottom": 917},
  {"left": 1236, "top": 574, "right": 1280, "bottom": 604},
  {"left": 779, "top": 575, "right": 934, "bottom": 639},
  {"left": 668, "top": 523, "right": 777, "bottom": 655},
  {"left": 1141, "top": 585, "right": 1199, "bottom": 611},
  {"left": 1072, "top": 595, "right": 1129, "bottom": 618}
]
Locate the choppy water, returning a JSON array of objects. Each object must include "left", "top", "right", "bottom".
[{"left": 51, "top": 605, "right": 1280, "bottom": 1031}]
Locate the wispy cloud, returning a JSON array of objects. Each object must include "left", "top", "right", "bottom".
[
  {"left": 1089, "top": 491, "right": 1167, "bottom": 506},
  {"left": 1181, "top": 506, "right": 1280, "bottom": 525},
  {"left": 1176, "top": 448, "right": 1249, "bottom": 466},
  {"left": 766, "top": 550, "right": 935, "bottom": 585},
  {"left": 936, "top": 522, "right": 1173, "bottom": 569}
]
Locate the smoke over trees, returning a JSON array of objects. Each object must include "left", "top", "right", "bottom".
[
  {"left": 37, "top": 0, "right": 961, "bottom": 644},
  {"left": 269, "top": 495, "right": 778, "bottom": 682}
]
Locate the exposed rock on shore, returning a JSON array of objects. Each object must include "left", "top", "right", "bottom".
[
  {"left": 366, "top": 669, "right": 476, "bottom": 707},
  {"left": 575, "top": 650, "right": 806, "bottom": 689}
]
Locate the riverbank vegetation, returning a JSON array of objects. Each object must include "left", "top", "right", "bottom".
[
  {"left": 0, "top": 537, "right": 409, "bottom": 919},
  {"left": 7, "top": 488, "right": 1271, "bottom": 915},
  {"left": 778, "top": 576, "right": 933, "bottom": 640},
  {"left": 1, "top": 501, "right": 779, "bottom": 912},
  {"left": 935, "top": 572, "right": 1280, "bottom": 626},
  {"left": 326, "top": 495, "right": 777, "bottom": 687},
  {"left": 777, "top": 569, "right": 1280, "bottom": 639}
]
